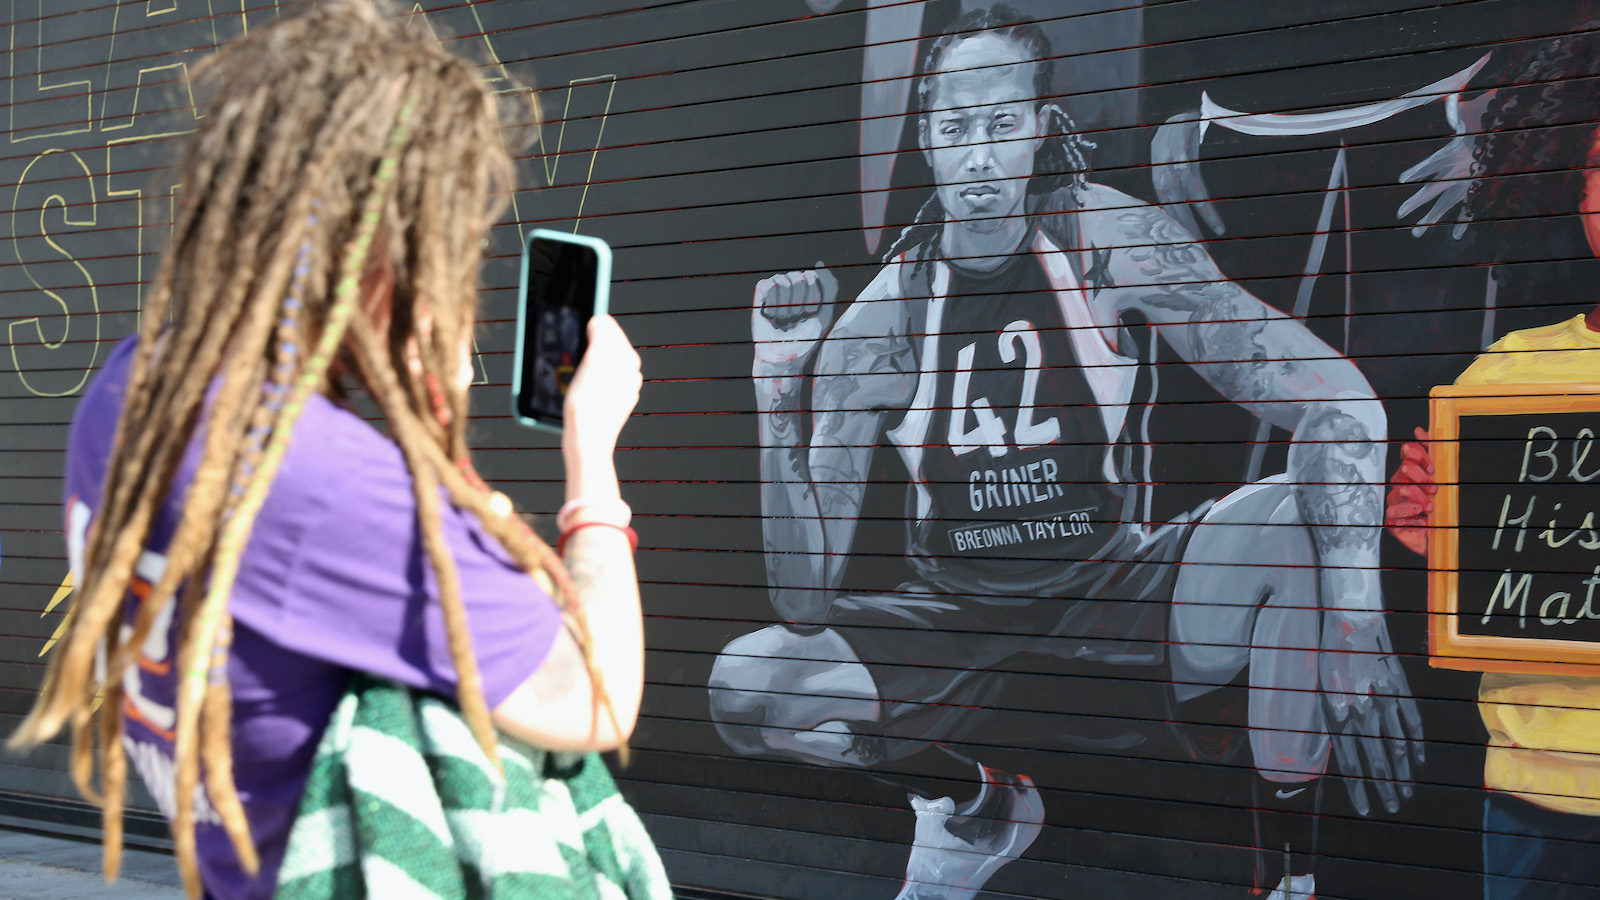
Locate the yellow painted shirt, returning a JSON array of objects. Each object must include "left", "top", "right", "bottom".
[{"left": 1457, "top": 314, "right": 1600, "bottom": 815}]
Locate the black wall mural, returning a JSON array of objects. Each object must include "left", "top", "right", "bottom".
[{"left": 4, "top": 2, "right": 1600, "bottom": 899}]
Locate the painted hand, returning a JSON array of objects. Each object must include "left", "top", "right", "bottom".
[
  {"left": 1320, "top": 613, "right": 1426, "bottom": 817},
  {"left": 1151, "top": 110, "right": 1225, "bottom": 238},
  {"left": 752, "top": 262, "right": 838, "bottom": 373},
  {"left": 1384, "top": 426, "right": 1435, "bottom": 556},
  {"left": 1396, "top": 90, "right": 1496, "bottom": 239}
]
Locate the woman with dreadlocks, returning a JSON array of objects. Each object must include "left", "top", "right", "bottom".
[
  {"left": 9, "top": 2, "right": 653, "bottom": 898},
  {"left": 713, "top": 4, "right": 1420, "bottom": 898}
]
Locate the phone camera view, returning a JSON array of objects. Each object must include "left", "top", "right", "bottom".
[{"left": 517, "top": 240, "right": 599, "bottom": 425}]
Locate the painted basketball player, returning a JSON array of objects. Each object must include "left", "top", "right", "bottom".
[{"left": 712, "top": 7, "right": 1423, "bottom": 898}]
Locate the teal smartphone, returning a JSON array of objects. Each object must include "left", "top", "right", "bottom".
[{"left": 512, "top": 229, "right": 612, "bottom": 433}]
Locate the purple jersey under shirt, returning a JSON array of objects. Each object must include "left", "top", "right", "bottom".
[{"left": 63, "top": 336, "right": 562, "bottom": 900}]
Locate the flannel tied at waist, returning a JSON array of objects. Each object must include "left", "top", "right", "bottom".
[{"left": 273, "top": 673, "right": 671, "bottom": 900}]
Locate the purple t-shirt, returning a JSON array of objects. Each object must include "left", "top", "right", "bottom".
[{"left": 63, "top": 336, "right": 562, "bottom": 899}]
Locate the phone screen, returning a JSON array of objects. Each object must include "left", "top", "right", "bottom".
[{"left": 515, "top": 234, "right": 604, "bottom": 428}]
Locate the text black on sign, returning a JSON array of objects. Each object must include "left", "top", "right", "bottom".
[{"left": 1430, "top": 385, "right": 1600, "bottom": 673}]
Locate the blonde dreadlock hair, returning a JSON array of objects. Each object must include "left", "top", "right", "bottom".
[{"left": 9, "top": 2, "right": 617, "bottom": 896}]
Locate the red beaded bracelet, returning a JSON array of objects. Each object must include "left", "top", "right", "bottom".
[{"left": 557, "top": 521, "right": 639, "bottom": 556}]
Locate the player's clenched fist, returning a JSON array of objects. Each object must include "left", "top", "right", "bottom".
[{"left": 752, "top": 262, "right": 838, "bottom": 372}]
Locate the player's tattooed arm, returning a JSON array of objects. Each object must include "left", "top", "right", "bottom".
[
  {"left": 1109, "top": 204, "right": 1373, "bottom": 418},
  {"left": 1112, "top": 206, "right": 1323, "bottom": 424},
  {"left": 1287, "top": 401, "right": 1389, "bottom": 616},
  {"left": 1109, "top": 203, "right": 1387, "bottom": 602},
  {"left": 1291, "top": 407, "right": 1384, "bottom": 552},
  {"left": 752, "top": 280, "right": 915, "bottom": 623},
  {"left": 1100, "top": 200, "right": 1417, "bottom": 796},
  {"left": 756, "top": 374, "right": 808, "bottom": 476},
  {"left": 755, "top": 374, "right": 834, "bottom": 623},
  {"left": 753, "top": 265, "right": 837, "bottom": 625},
  {"left": 809, "top": 326, "right": 916, "bottom": 604}
]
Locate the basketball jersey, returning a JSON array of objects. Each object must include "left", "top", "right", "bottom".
[{"left": 899, "top": 251, "right": 1130, "bottom": 592}]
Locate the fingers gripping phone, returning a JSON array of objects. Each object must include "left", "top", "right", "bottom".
[{"left": 512, "top": 229, "right": 612, "bottom": 433}]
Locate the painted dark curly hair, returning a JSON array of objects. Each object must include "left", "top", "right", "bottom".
[
  {"left": 1469, "top": 21, "right": 1600, "bottom": 227},
  {"left": 1464, "top": 15, "right": 1600, "bottom": 319}
]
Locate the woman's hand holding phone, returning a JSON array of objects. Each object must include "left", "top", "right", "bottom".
[
  {"left": 561, "top": 315, "right": 641, "bottom": 503},
  {"left": 495, "top": 313, "right": 644, "bottom": 753}
]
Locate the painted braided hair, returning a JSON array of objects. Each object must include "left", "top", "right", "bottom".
[
  {"left": 8, "top": 2, "right": 610, "bottom": 896},
  {"left": 882, "top": 3, "right": 1096, "bottom": 271}
]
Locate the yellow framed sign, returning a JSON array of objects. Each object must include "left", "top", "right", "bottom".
[{"left": 1429, "top": 383, "right": 1600, "bottom": 675}]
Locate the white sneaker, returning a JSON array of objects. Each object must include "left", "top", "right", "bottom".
[
  {"left": 894, "top": 767, "right": 1045, "bottom": 900},
  {"left": 1266, "top": 873, "right": 1315, "bottom": 900}
]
